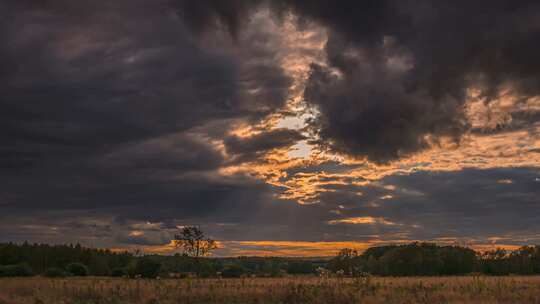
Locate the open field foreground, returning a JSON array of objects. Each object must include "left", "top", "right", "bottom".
[{"left": 2, "top": 276, "right": 540, "bottom": 304}]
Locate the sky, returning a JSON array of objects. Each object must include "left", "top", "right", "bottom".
[{"left": 1, "top": 0, "right": 540, "bottom": 256}]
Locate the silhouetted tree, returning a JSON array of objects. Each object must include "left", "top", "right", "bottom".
[
  {"left": 66, "top": 262, "right": 89, "bottom": 276},
  {"left": 328, "top": 248, "right": 361, "bottom": 275},
  {"left": 173, "top": 226, "right": 217, "bottom": 258},
  {"left": 44, "top": 267, "right": 67, "bottom": 278},
  {"left": 0, "top": 264, "right": 33, "bottom": 277},
  {"left": 173, "top": 226, "right": 217, "bottom": 276},
  {"left": 330, "top": 243, "right": 478, "bottom": 276},
  {"left": 111, "top": 267, "right": 127, "bottom": 277},
  {"left": 0, "top": 242, "right": 133, "bottom": 276},
  {"left": 287, "top": 261, "right": 314, "bottom": 274},
  {"left": 222, "top": 264, "right": 247, "bottom": 278},
  {"left": 133, "top": 256, "right": 161, "bottom": 278}
]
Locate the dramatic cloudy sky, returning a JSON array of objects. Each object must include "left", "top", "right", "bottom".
[{"left": 1, "top": 0, "right": 540, "bottom": 256}]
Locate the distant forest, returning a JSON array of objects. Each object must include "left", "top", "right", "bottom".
[{"left": 1, "top": 242, "right": 540, "bottom": 278}]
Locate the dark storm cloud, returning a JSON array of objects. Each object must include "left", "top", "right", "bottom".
[
  {"left": 0, "top": 0, "right": 295, "bottom": 238},
  {"left": 115, "top": 233, "right": 172, "bottom": 246},
  {"left": 224, "top": 128, "right": 305, "bottom": 162},
  {"left": 179, "top": 0, "right": 540, "bottom": 162},
  {"left": 296, "top": 0, "right": 540, "bottom": 162},
  {"left": 0, "top": 160, "right": 276, "bottom": 221},
  {"left": 173, "top": 0, "right": 264, "bottom": 37},
  {"left": 0, "top": 0, "right": 291, "bottom": 170},
  {"left": 99, "top": 133, "right": 224, "bottom": 172}
]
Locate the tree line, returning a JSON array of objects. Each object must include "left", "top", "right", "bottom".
[
  {"left": 327, "top": 243, "right": 540, "bottom": 276},
  {"left": 0, "top": 242, "right": 323, "bottom": 278},
  {"left": 0, "top": 227, "right": 325, "bottom": 278},
  {"left": 2, "top": 233, "right": 540, "bottom": 278},
  {"left": 0, "top": 242, "right": 132, "bottom": 277}
]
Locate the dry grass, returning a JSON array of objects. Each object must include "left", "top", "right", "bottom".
[{"left": 1, "top": 276, "right": 540, "bottom": 304}]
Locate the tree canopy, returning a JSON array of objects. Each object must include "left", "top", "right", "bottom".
[{"left": 173, "top": 226, "right": 217, "bottom": 258}]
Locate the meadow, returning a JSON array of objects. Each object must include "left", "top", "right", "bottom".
[{"left": 2, "top": 276, "right": 540, "bottom": 304}]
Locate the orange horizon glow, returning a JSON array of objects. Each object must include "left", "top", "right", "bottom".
[{"left": 110, "top": 240, "right": 527, "bottom": 257}]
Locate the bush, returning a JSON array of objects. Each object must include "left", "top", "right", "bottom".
[
  {"left": 221, "top": 264, "right": 247, "bottom": 278},
  {"left": 66, "top": 263, "right": 89, "bottom": 276},
  {"left": 111, "top": 267, "right": 127, "bottom": 277},
  {"left": 0, "top": 264, "right": 33, "bottom": 277},
  {"left": 44, "top": 267, "right": 67, "bottom": 278},
  {"left": 287, "top": 261, "right": 315, "bottom": 274},
  {"left": 134, "top": 257, "right": 161, "bottom": 278}
]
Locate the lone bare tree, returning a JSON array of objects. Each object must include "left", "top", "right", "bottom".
[{"left": 173, "top": 226, "right": 217, "bottom": 258}]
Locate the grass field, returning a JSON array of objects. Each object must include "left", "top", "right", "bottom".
[{"left": 2, "top": 276, "right": 540, "bottom": 304}]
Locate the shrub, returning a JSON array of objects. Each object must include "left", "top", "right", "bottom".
[
  {"left": 287, "top": 261, "right": 315, "bottom": 274},
  {"left": 0, "top": 264, "right": 33, "bottom": 277},
  {"left": 66, "top": 263, "right": 89, "bottom": 276},
  {"left": 221, "top": 264, "right": 247, "bottom": 278},
  {"left": 111, "top": 267, "right": 127, "bottom": 277},
  {"left": 134, "top": 257, "right": 161, "bottom": 278},
  {"left": 44, "top": 267, "right": 67, "bottom": 278}
]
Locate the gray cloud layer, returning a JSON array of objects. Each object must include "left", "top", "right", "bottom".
[
  {"left": 0, "top": 0, "right": 293, "bottom": 238},
  {"left": 1, "top": 1, "right": 540, "bottom": 251}
]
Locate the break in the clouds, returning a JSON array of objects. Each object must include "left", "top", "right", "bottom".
[
  {"left": 185, "top": 0, "right": 540, "bottom": 161},
  {"left": 1, "top": 0, "right": 540, "bottom": 256}
]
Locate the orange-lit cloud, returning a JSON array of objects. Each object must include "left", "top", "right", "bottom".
[
  {"left": 216, "top": 12, "right": 540, "bottom": 211},
  {"left": 328, "top": 217, "right": 397, "bottom": 226}
]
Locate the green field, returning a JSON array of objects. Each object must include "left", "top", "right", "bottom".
[{"left": 2, "top": 276, "right": 540, "bottom": 304}]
